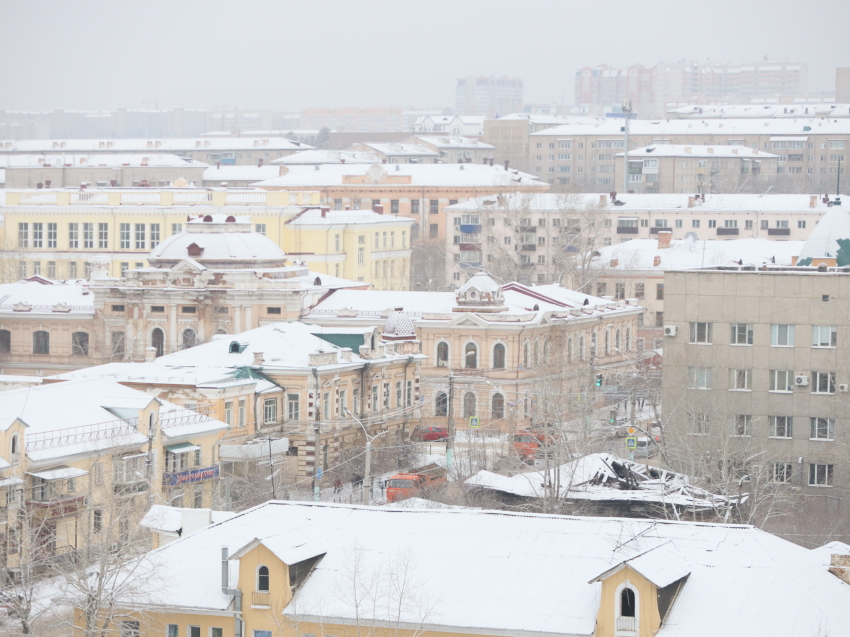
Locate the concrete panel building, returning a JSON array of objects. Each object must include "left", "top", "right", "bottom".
[{"left": 455, "top": 76, "right": 523, "bottom": 118}]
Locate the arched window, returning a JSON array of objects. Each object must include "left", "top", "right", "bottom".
[
  {"left": 10, "top": 433, "right": 18, "bottom": 457},
  {"left": 604, "top": 330, "right": 610, "bottom": 355},
  {"left": 257, "top": 565, "right": 270, "bottom": 592},
  {"left": 436, "top": 342, "right": 449, "bottom": 367},
  {"left": 626, "top": 327, "right": 632, "bottom": 351},
  {"left": 464, "top": 342, "right": 478, "bottom": 368},
  {"left": 567, "top": 337, "right": 574, "bottom": 362},
  {"left": 591, "top": 331, "right": 597, "bottom": 357},
  {"left": 152, "top": 328, "right": 165, "bottom": 357},
  {"left": 0, "top": 329, "right": 10, "bottom": 354},
  {"left": 492, "top": 343, "right": 506, "bottom": 369},
  {"left": 523, "top": 342, "right": 530, "bottom": 368},
  {"left": 579, "top": 335, "right": 586, "bottom": 361},
  {"left": 543, "top": 337, "right": 550, "bottom": 361},
  {"left": 533, "top": 340, "right": 540, "bottom": 365},
  {"left": 71, "top": 331, "right": 89, "bottom": 356},
  {"left": 435, "top": 391, "right": 448, "bottom": 417},
  {"left": 616, "top": 329, "right": 622, "bottom": 352},
  {"left": 313, "top": 277, "right": 322, "bottom": 286},
  {"left": 181, "top": 329, "right": 196, "bottom": 350},
  {"left": 463, "top": 392, "right": 476, "bottom": 418},
  {"left": 620, "top": 587, "right": 636, "bottom": 618},
  {"left": 371, "top": 334, "right": 376, "bottom": 350},
  {"left": 33, "top": 330, "right": 49, "bottom": 355},
  {"left": 491, "top": 393, "right": 505, "bottom": 420}
]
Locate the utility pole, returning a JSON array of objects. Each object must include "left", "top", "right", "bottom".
[
  {"left": 346, "top": 408, "right": 388, "bottom": 505},
  {"left": 267, "top": 436, "right": 276, "bottom": 500},
  {"left": 446, "top": 373, "right": 455, "bottom": 471}
]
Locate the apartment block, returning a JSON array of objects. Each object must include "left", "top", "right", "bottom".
[{"left": 455, "top": 76, "right": 524, "bottom": 118}]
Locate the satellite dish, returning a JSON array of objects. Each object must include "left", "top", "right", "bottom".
[{"left": 683, "top": 231, "right": 699, "bottom": 242}]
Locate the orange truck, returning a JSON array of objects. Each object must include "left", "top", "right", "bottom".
[
  {"left": 511, "top": 429, "right": 554, "bottom": 462},
  {"left": 385, "top": 463, "right": 448, "bottom": 503}
]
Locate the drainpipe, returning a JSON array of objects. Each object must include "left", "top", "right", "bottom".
[
  {"left": 311, "top": 367, "right": 321, "bottom": 500},
  {"left": 221, "top": 547, "right": 243, "bottom": 637},
  {"left": 401, "top": 355, "right": 414, "bottom": 444}
]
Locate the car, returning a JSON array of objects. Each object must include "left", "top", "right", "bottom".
[{"left": 411, "top": 426, "right": 449, "bottom": 442}]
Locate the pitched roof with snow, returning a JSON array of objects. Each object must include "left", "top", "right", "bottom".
[
  {"left": 0, "top": 137, "right": 311, "bottom": 154},
  {"left": 617, "top": 144, "right": 777, "bottom": 159},
  {"left": 271, "top": 149, "right": 382, "bottom": 165},
  {"left": 410, "top": 136, "right": 495, "bottom": 150},
  {"left": 352, "top": 142, "right": 439, "bottom": 157},
  {"left": 131, "top": 501, "right": 850, "bottom": 637},
  {"left": 0, "top": 277, "right": 94, "bottom": 316},
  {"left": 796, "top": 205, "right": 850, "bottom": 266},
  {"left": 0, "top": 154, "right": 208, "bottom": 168},
  {"left": 286, "top": 208, "right": 416, "bottom": 227},
  {"left": 202, "top": 165, "right": 281, "bottom": 182}
]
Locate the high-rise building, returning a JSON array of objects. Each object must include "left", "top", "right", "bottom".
[
  {"left": 837, "top": 68, "right": 850, "bottom": 104},
  {"left": 455, "top": 76, "right": 523, "bottom": 118}
]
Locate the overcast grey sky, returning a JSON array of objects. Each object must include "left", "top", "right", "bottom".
[{"left": 2, "top": 0, "right": 848, "bottom": 111}]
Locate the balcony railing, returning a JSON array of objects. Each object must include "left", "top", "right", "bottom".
[
  {"left": 616, "top": 226, "right": 639, "bottom": 234},
  {"left": 521, "top": 244, "right": 537, "bottom": 251},
  {"left": 767, "top": 228, "right": 791, "bottom": 235},
  {"left": 717, "top": 227, "right": 739, "bottom": 235},
  {"left": 616, "top": 616, "right": 637, "bottom": 631},
  {"left": 252, "top": 591, "right": 270, "bottom": 607},
  {"left": 649, "top": 227, "right": 673, "bottom": 234}
]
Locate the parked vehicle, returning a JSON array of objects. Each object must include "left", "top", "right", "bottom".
[
  {"left": 385, "top": 463, "right": 448, "bottom": 502},
  {"left": 511, "top": 431, "right": 540, "bottom": 462},
  {"left": 411, "top": 426, "right": 449, "bottom": 442}
]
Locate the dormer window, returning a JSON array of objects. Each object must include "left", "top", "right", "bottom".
[
  {"left": 257, "top": 565, "right": 269, "bottom": 592},
  {"left": 617, "top": 585, "right": 638, "bottom": 633}
]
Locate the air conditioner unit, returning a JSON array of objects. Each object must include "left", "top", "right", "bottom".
[
  {"left": 794, "top": 374, "right": 809, "bottom": 387},
  {"left": 663, "top": 325, "right": 677, "bottom": 337},
  {"left": 839, "top": 384, "right": 849, "bottom": 393}
]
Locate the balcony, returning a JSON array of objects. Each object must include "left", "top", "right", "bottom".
[
  {"left": 252, "top": 591, "right": 270, "bottom": 608},
  {"left": 767, "top": 228, "right": 791, "bottom": 236},
  {"left": 458, "top": 243, "right": 480, "bottom": 250},
  {"left": 616, "top": 617, "right": 637, "bottom": 632},
  {"left": 617, "top": 227, "right": 639, "bottom": 234},
  {"left": 521, "top": 244, "right": 537, "bottom": 251},
  {"left": 459, "top": 224, "right": 481, "bottom": 234},
  {"left": 114, "top": 480, "right": 149, "bottom": 496},
  {"left": 649, "top": 227, "right": 672, "bottom": 234},
  {"left": 519, "top": 226, "right": 537, "bottom": 233},
  {"left": 717, "top": 227, "right": 739, "bottom": 235}
]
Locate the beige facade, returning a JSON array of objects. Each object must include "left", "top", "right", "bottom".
[
  {"left": 526, "top": 118, "right": 849, "bottom": 192},
  {"left": 482, "top": 114, "right": 571, "bottom": 172},
  {"left": 661, "top": 266, "right": 850, "bottom": 496}
]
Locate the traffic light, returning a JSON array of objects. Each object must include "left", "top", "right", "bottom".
[
  {"left": 609, "top": 410, "right": 617, "bottom": 425},
  {"left": 595, "top": 373, "right": 603, "bottom": 387}
]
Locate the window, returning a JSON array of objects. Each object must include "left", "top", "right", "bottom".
[
  {"left": 0, "top": 329, "right": 9, "bottom": 354},
  {"left": 656, "top": 284, "right": 664, "bottom": 300},
  {"left": 771, "top": 463, "right": 793, "bottom": 483},
  {"left": 30, "top": 222, "right": 43, "bottom": 248},
  {"left": 689, "top": 322, "right": 712, "bottom": 344},
  {"left": 769, "top": 370, "right": 793, "bottom": 392},
  {"left": 769, "top": 416, "right": 793, "bottom": 438},
  {"left": 730, "top": 323, "right": 753, "bottom": 345},
  {"left": 620, "top": 587, "right": 636, "bottom": 619},
  {"left": 812, "top": 371, "right": 835, "bottom": 394},
  {"left": 597, "top": 282, "right": 606, "bottom": 296},
  {"left": 430, "top": 200, "right": 439, "bottom": 215},
  {"left": 490, "top": 393, "right": 505, "bottom": 420},
  {"left": 98, "top": 223, "right": 108, "bottom": 248},
  {"left": 257, "top": 565, "right": 270, "bottom": 591},
  {"left": 436, "top": 342, "right": 449, "bottom": 367},
  {"left": 33, "top": 330, "right": 49, "bottom": 355},
  {"left": 615, "top": 283, "right": 625, "bottom": 300},
  {"left": 729, "top": 369, "right": 752, "bottom": 391},
  {"left": 493, "top": 343, "right": 506, "bottom": 369},
  {"left": 391, "top": 200, "right": 399, "bottom": 214},
  {"left": 255, "top": 224, "right": 266, "bottom": 235},
  {"left": 32, "top": 261, "right": 41, "bottom": 276},
  {"left": 112, "top": 331, "right": 125, "bottom": 358},
  {"left": 688, "top": 367, "right": 711, "bottom": 389},
  {"left": 745, "top": 220, "right": 753, "bottom": 229},
  {"left": 634, "top": 283, "right": 644, "bottom": 299},
  {"left": 287, "top": 394, "right": 300, "bottom": 420},
  {"left": 238, "top": 399, "right": 246, "bottom": 427},
  {"left": 809, "top": 463, "right": 834, "bottom": 487},
  {"left": 812, "top": 325, "right": 837, "bottom": 348},
  {"left": 18, "top": 223, "right": 29, "bottom": 248},
  {"left": 761, "top": 220, "right": 769, "bottom": 230},
  {"left": 264, "top": 398, "right": 278, "bottom": 424},
  {"left": 182, "top": 329, "right": 196, "bottom": 349},
  {"left": 149, "top": 223, "right": 160, "bottom": 249},
  {"left": 692, "top": 220, "right": 700, "bottom": 228},
  {"left": 462, "top": 392, "right": 476, "bottom": 418},
  {"left": 731, "top": 414, "right": 751, "bottom": 436},
  {"left": 811, "top": 417, "right": 835, "bottom": 440},
  {"left": 120, "top": 621, "right": 140, "bottom": 637},
  {"left": 771, "top": 324, "right": 794, "bottom": 347},
  {"left": 675, "top": 219, "right": 683, "bottom": 228},
  {"left": 172, "top": 223, "right": 183, "bottom": 235},
  {"left": 166, "top": 625, "right": 178, "bottom": 637},
  {"left": 267, "top": 307, "right": 281, "bottom": 315},
  {"left": 68, "top": 222, "right": 80, "bottom": 248},
  {"left": 119, "top": 223, "right": 130, "bottom": 249},
  {"left": 121, "top": 262, "right": 129, "bottom": 276},
  {"left": 689, "top": 412, "right": 710, "bottom": 435},
  {"left": 372, "top": 385, "right": 378, "bottom": 411},
  {"left": 83, "top": 223, "right": 93, "bottom": 248},
  {"left": 224, "top": 401, "right": 233, "bottom": 426},
  {"left": 435, "top": 391, "right": 448, "bottom": 417},
  {"left": 72, "top": 331, "right": 89, "bottom": 356},
  {"left": 134, "top": 224, "right": 145, "bottom": 250}
]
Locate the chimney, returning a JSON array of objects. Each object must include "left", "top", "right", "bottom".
[
  {"left": 145, "top": 347, "right": 156, "bottom": 362},
  {"left": 657, "top": 231, "right": 672, "bottom": 249},
  {"left": 489, "top": 158, "right": 493, "bottom": 166},
  {"left": 610, "top": 191, "right": 617, "bottom": 200},
  {"left": 732, "top": 148, "right": 738, "bottom": 154},
  {"left": 599, "top": 194, "right": 608, "bottom": 206},
  {"left": 504, "top": 160, "right": 509, "bottom": 170},
  {"left": 253, "top": 352, "right": 264, "bottom": 366},
  {"left": 181, "top": 509, "right": 212, "bottom": 536},
  {"left": 653, "top": 255, "right": 662, "bottom": 266},
  {"left": 341, "top": 158, "right": 346, "bottom": 164},
  {"left": 688, "top": 196, "right": 696, "bottom": 208},
  {"left": 708, "top": 147, "right": 714, "bottom": 154},
  {"left": 829, "top": 555, "right": 850, "bottom": 585},
  {"left": 610, "top": 259, "right": 618, "bottom": 268},
  {"left": 321, "top": 206, "right": 329, "bottom": 218},
  {"left": 685, "top": 146, "right": 691, "bottom": 154},
  {"left": 345, "top": 205, "right": 350, "bottom": 210},
  {"left": 257, "top": 158, "right": 263, "bottom": 167},
  {"left": 374, "top": 204, "right": 384, "bottom": 215},
  {"left": 810, "top": 195, "right": 818, "bottom": 208}
]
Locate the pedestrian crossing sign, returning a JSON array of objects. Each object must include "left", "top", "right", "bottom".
[
  {"left": 469, "top": 416, "right": 480, "bottom": 428},
  {"left": 626, "top": 437, "right": 637, "bottom": 449}
]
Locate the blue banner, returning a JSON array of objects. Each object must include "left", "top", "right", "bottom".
[{"left": 162, "top": 465, "right": 220, "bottom": 487}]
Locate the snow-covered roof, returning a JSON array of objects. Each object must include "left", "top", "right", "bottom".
[
  {"left": 466, "top": 453, "right": 733, "bottom": 510},
  {"left": 447, "top": 192, "right": 846, "bottom": 214},
  {"left": 0, "top": 154, "right": 208, "bottom": 168},
  {"left": 286, "top": 208, "right": 416, "bottom": 227},
  {"left": 131, "top": 500, "right": 850, "bottom": 636},
  {"left": 618, "top": 144, "right": 777, "bottom": 159},
  {"left": 140, "top": 505, "right": 236, "bottom": 534},
  {"left": 591, "top": 238, "right": 805, "bottom": 271},
  {"left": 0, "top": 137, "right": 311, "bottom": 154},
  {"left": 531, "top": 116, "right": 850, "bottom": 137},
  {"left": 202, "top": 165, "right": 281, "bottom": 182},
  {"left": 409, "top": 136, "right": 495, "bottom": 150},
  {"left": 254, "top": 163, "right": 546, "bottom": 189},
  {"left": 271, "top": 150, "right": 381, "bottom": 165},
  {"left": 796, "top": 205, "right": 850, "bottom": 266},
  {"left": 0, "top": 277, "right": 94, "bottom": 316},
  {"left": 351, "top": 142, "right": 439, "bottom": 157},
  {"left": 668, "top": 103, "right": 850, "bottom": 119}
]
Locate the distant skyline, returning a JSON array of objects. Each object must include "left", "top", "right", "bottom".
[{"left": 1, "top": 0, "right": 848, "bottom": 111}]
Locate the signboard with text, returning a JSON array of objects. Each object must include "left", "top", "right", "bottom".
[{"left": 162, "top": 465, "right": 220, "bottom": 487}]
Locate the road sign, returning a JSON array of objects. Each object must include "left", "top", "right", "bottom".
[
  {"left": 627, "top": 427, "right": 636, "bottom": 435},
  {"left": 317, "top": 467, "right": 323, "bottom": 480},
  {"left": 626, "top": 437, "right": 637, "bottom": 449},
  {"left": 469, "top": 416, "right": 480, "bottom": 428}
]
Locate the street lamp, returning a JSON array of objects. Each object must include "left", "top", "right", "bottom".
[{"left": 345, "top": 408, "right": 389, "bottom": 505}]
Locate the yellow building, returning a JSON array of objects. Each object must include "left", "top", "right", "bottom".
[
  {"left": 90, "top": 500, "right": 850, "bottom": 637},
  {"left": 0, "top": 378, "right": 228, "bottom": 568},
  {"left": 1, "top": 189, "right": 413, "bottom": 290}
]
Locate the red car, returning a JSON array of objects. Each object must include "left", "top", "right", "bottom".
[{"left": 411, "top": 426, "right": 449, "bottom": 442}]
